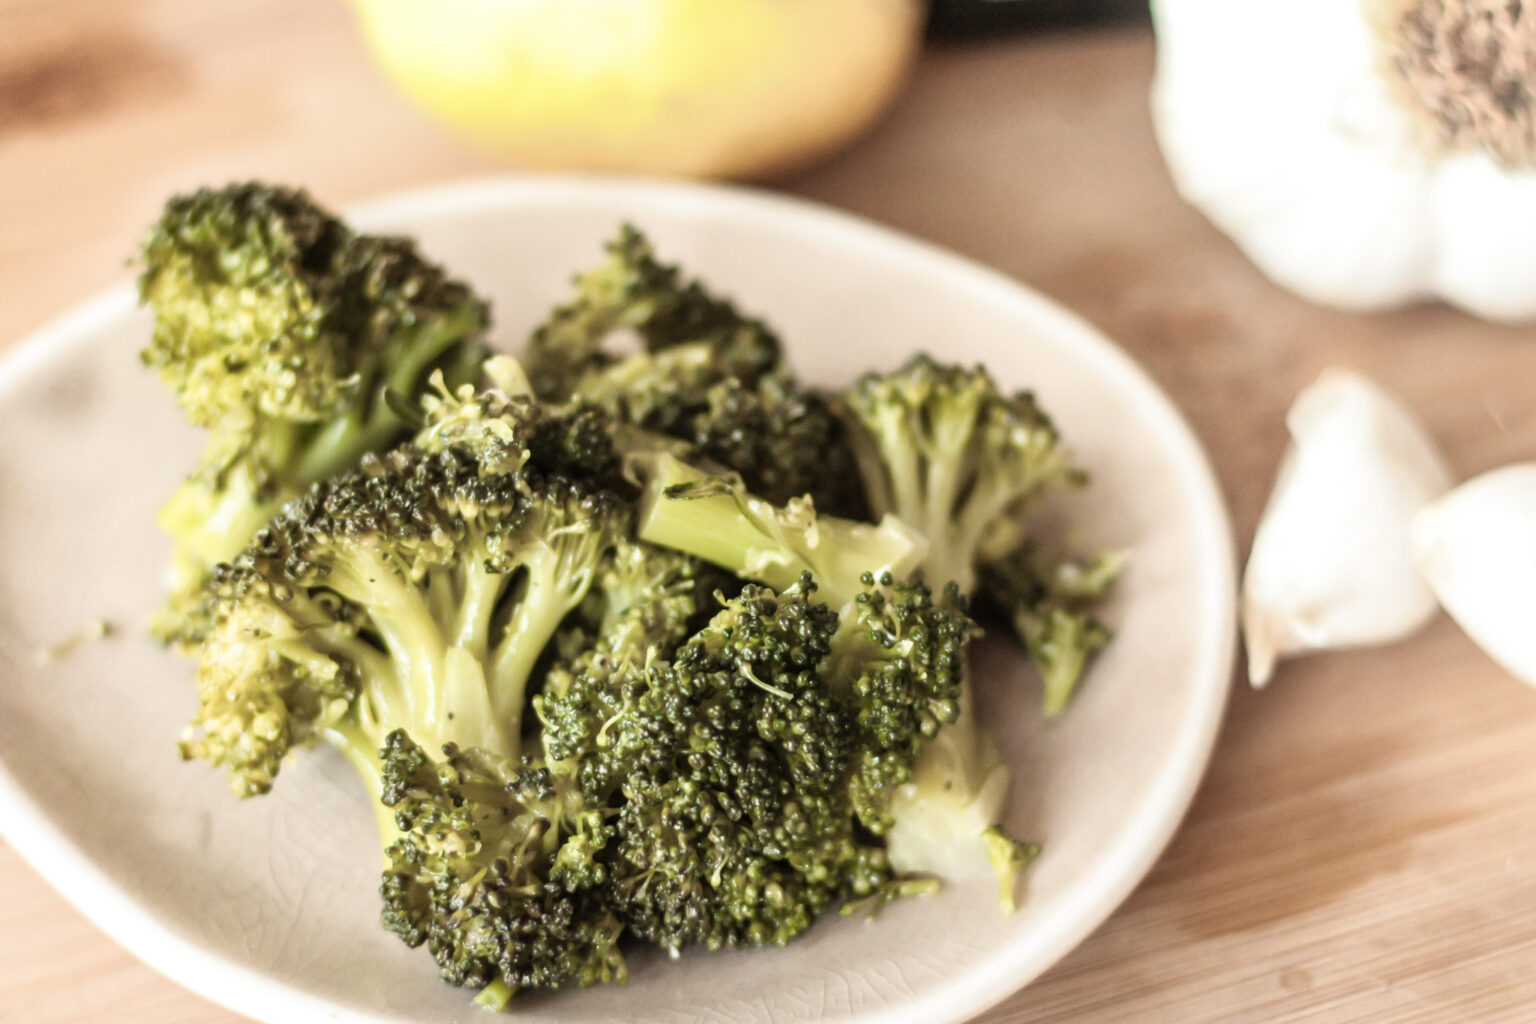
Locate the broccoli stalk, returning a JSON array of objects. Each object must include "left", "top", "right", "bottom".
[
  {"left": 139, "top": 182, "right": 489, "bottom": 643},
  {"left": 631, "top": 453, "right": 925, "bottom": 609}
]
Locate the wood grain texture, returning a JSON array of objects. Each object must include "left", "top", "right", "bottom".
[{"left": 4, "top": 1, "right": 1536, "bottom": 1021}]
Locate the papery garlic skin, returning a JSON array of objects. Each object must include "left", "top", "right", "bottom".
[
  {"left": 1413, "top": 465, "right": 1536, "bottom": 687},
  {"left": 1243, "top": 369, "right": 1452, "bottom": 686},
  {"left": 1150, "top": 0, "right": 1536, "bottom": 321}
]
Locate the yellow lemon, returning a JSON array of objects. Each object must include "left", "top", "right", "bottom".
[{"left": 349, "top": 0, "right": 925, "bottom": 179}]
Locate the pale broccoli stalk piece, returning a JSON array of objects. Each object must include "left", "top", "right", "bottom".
[{"left": 630, "top": 452, "right": 925, "bottom": 609}]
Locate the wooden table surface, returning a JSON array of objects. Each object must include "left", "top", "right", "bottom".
[{"left": 6, "top": 1, "right": 1536, "bottom": 1021}]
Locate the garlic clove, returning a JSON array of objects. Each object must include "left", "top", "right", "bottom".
[
  {"left": 1412, "top": 465, "right": 1536, "bottom": 687},
  {"left": 1243, "top": 369, "right": 1452, "bottom": 687}
]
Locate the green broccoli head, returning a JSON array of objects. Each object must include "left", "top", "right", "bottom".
[
  {"left": 177, "top": 565, "right": 361, "bottom": 797},
  {"left": 592, "top": 580, "right": 870, "bottom": 952},
  {"left": 415, "top": 357, "right": 620, "bottom": 485},
  {"left": 140, "top": 183, "right": 491, "bottom": 644},
  {"left": 978, "top": 544, "right": 1123, "bottom": 716},
  {"left": 830, "top": 574, "right": 976, "bottom": 833},
  {"left": 538, "top": 572, "right": 973, "bottom": 953},
  {"left": 688, "top": 375, "right": 869, "bottom": 516},
  {"left": 842, "top": 354, "right": 1084, "bottom": 596},
  {"left": 525, "top": 226, "right": 875, "bottom": 514},
  {"left": 525, "top": 224, "right": 781, "bottom": 404},
  {"left": 139, "top": 182, "right": 488, "bottom": 461},
  {"left": 140, "top": 184, "right": 485, "bottom": 436},
  {"left": 179, "top": 393, "right": 629, "bottom": 798},
  {"left": 139, "top": 182, "right": 354, "bottom": 428},
  {"left": 378, "top": 732, "right": 626, "bottom": 1003}
]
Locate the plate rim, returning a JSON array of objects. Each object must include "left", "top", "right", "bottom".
[{"left": 0, "top": 174, "right": 1235, "bottom": 1024}]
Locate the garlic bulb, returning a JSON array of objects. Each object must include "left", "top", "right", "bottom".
[
  {"left": 1151, "top": 0, "right": 1536, "bottom": 320},
  {"left": 1243, "top": 369, "right": 1452, "bottom": 686},
  {"left": 1413, "top": 465, "right": 1536, "bottom": 686}
]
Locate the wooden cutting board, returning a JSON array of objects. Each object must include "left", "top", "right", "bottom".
[{"left": 3, "top": 1, "right": 1535, "bottom": 1020}]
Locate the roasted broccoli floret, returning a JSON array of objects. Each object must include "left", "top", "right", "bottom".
[
  {"left": 525, "top": 226, "right": 863, "bottom": 514},
  {"left": 177, "top": 369, "right": 646, "bottom": 1005},
  {"left": 978, "top": 544, "right": 1124, "bottom": 716},
  {"left": 831, "top": 576, "right": 976, "bottom": 834},
  {"left": 179, "top": 390, "right": 626, "bottom": 798},
  {"left": 525, "top": 224, "right": 780, "bottom": 404},
  {"left": 634, "top": 375, "right": 1084, "bottom": 907},
  {"left": 630, "top": 459, "right": 993, "bottom": 845},
  {"left": 841, "top": 355, "right": 1083, "bottom": 597},
  {"left": 140, "top": 182, "right": 489, "bottom": 643},
  {"left": 379, "top": 732, "right": 626, "bottom": 1007},
  {"left": 688, "top": 375, "right": 868, "bottom": 515},
  {"left": 837, "top": 355, "right": 1096, "bottom": 902},
  {"left": 537, "top": 573, "right": 970, "bottom": 954}
]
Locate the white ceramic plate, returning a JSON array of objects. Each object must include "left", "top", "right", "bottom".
[{"left": 0, "top": 178, "right": 1234, "bottom": 1024}]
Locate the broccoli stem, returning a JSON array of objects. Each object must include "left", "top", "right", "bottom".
[
  {"left": 323, "top": 718, "right": 403, "bottom": 852},
  {"left": 289, "top": 308, "right": 486, "bottom": 486},
  {"left": 633, "top": 454, "right": 925, "bottom": 609},
  {"left": 486, "top": 534, "right": 608, "bottom": 738},
  {"left": 1030, "top": 609, "right": 1109, "bottom": 717},
  {"left": 473, "top": 979, "right": 514, "bottom": 1012},
  {"left": 323, "top": 547, "right": 514, "bottom": 760}
]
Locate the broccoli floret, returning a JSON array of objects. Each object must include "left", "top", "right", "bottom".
[
  {"left": 179, "top": 403, "right": 627, "bottom": 798},
  {"left": 140, "top": 182, "right": 490, "bottom": 643},
  {"left": 378, "top": 732, "right": 626, "bottom": 1004},
  {"left": 688, "top": 375, "right": 868, "bottom": 516},
  {"left": 525, "top": 224, "right": 780, "bottom": 404},
  {"left": 538, "top": 574, "right": 968, "bottom": 954},
  {"left": 841, "top": 355, "right": 1083, "bottom": 596},
  {"left": 634, "top": 381, "right": 1074, "bottom": 909},
  {"left": 830, "top": 576, "right": 976, "bottom": 834},
  {"left": 525, "top": 227, "right": 863, "bottom": 514},
  {"left": 177, "top": 373, "right": 644, "bottom": 1004},
  {"left": 978, "top": 545, "right": 1124, "bottom": 716},
  {"left": 836, "top": 355, "right": 1095, "bottom": 906},
  {"left": 631, "top": 457, "right": 1011, "bottom": 869},
  {"left": 414, "top": 356, "right": 621, "bottom": 486},
  {"left": 982, "top": 827, "right": 1041, "bottom": 915}
]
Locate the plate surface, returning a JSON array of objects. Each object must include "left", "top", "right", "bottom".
[{"left": 0, "top": 178, "right": 1234, "bottom": 1024}]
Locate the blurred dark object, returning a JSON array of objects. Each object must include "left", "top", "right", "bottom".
[{"left": 927, "top": 0, "right": 1149, "bottom": 36}]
